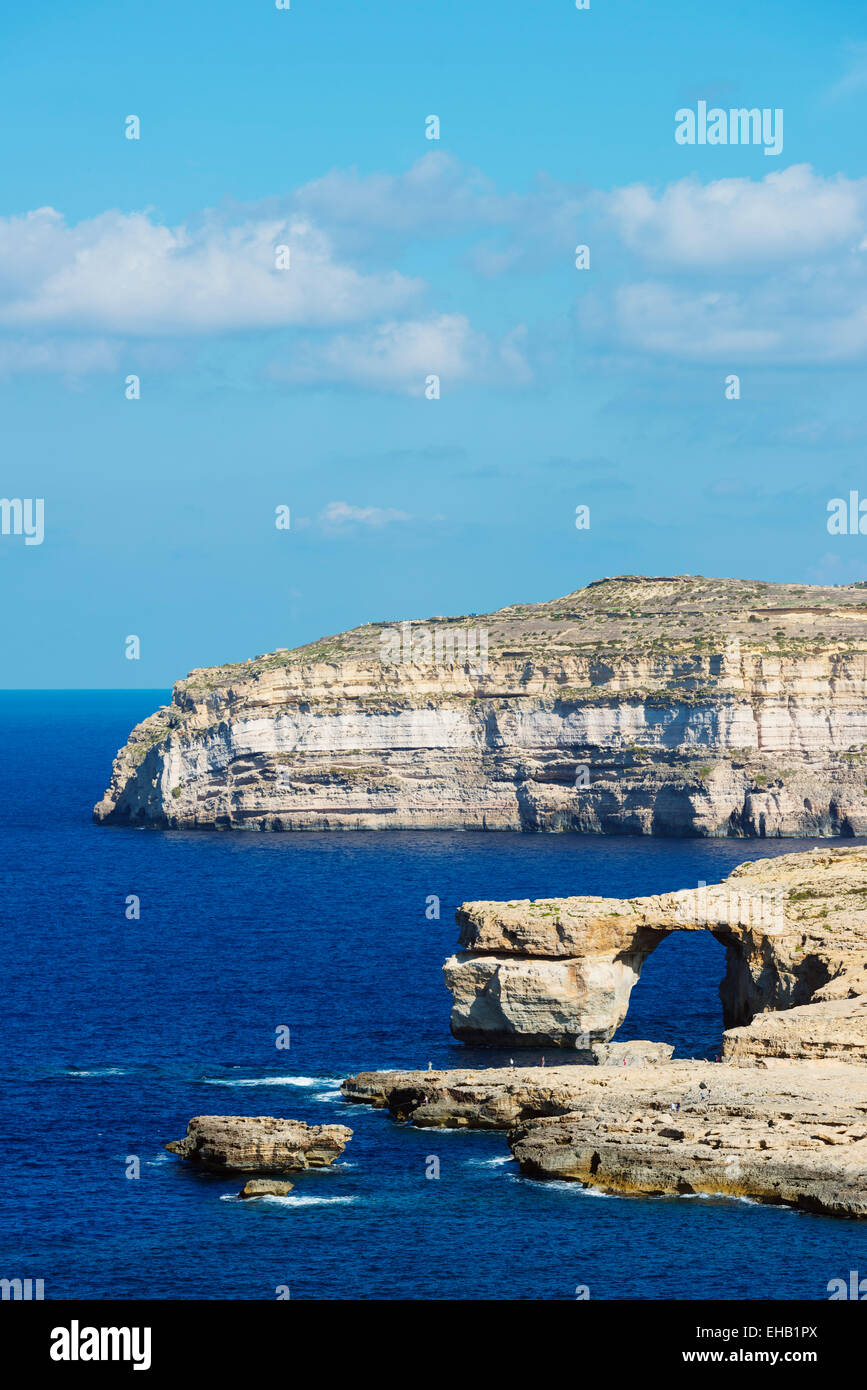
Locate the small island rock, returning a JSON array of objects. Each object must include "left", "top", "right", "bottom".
[
  {"left": 166, "top": 1115, "right": 352, "bottom": 1173},
  {"left": 239, "top": 1178, "right": 294, "bottom": 1198}
]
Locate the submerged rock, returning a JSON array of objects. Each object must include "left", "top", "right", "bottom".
[
  {"left": 165, "top": 1116, "right": 351, "bottom": 1173},
  {"left": 94, "top": 575, "right": 867, "bottom": 837}
]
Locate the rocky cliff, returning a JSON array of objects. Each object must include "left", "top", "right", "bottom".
[
  {"left": 445, "top": 846, "right": 867, "bottom": 1054},
  {"left": 95, "top": 574, "right": 867, "bottom": 835}
]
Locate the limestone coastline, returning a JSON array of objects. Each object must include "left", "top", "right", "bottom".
[{"left": 343, "top": 846, "right": 867, "bottom": 1218}]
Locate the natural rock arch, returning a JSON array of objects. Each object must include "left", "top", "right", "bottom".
[{"left": 444, "top": 849, "right": 866, "bottom": 1059}]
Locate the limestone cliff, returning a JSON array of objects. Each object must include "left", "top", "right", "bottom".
[
  {"left": 444, "top": 846, "right": 867, "bottom": 1055},
  {"left": 95, "top": 574, "right": 867, "bottom": 834}
]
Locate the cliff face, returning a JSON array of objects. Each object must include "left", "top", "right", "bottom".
[
  {"left": 444, "top": 846, "right": 867, "bottom": 1057},
  {"left": 95, "top": 574, "right": 867, "bottom": 834}
]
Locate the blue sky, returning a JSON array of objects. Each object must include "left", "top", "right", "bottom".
[{"left": 2, "top": 0, "right": 867, "bottom": 686}]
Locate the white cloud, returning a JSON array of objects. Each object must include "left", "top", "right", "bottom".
[
  {"left": 270, "top": 314, "right": 531, "bottom": 393},
  {"left": 287, "top": 153, "right": 592, "bottom": 270},
  {"left": 0, "top": 208, "right": 422, "bottom": 334},
  {"left": 566, "top": 164, "right": 867, "bottom": 363},
  {"left": 0, "top": 336, "right": 119, "bottom": 375},
  {"left": 605, "top": 165, "right": 866, "bottom": 269},
  {"left": 3, "top": 156, "right": 867, "bottom": 377},
  {"left": 291, "top": 152, "right": 512, "bottom": 243},
  {"left": 319, "top": 502, "right": 413, "bottom": 528},
  {"left": 826, "top": 42, "right": 867, "bottom": 102},
  {"left": 598, "top": 282, "right": 782, "bottom": 358},
  {"left": 585, "top": 274, "right": 867, "bottom": 364},
  {"left": 808, "top": 552, "right": 867, "bottom": 586}
]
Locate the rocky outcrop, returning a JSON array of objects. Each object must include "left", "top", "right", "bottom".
[
  {"left": 342, "top": 1065, "right": 577, "bottom": 1129},
  {"left": 239, "top": 1178, "right": 294, "bottom": 1198},
  {"left": 341, "top": 1062, "right": 867, "bottom": 1218},
  {"left": 94, "top": 575, "right": 867, "bottom": 836},
  {"left": 445, "top": 846, "right": 867, "bottom": 1053},
  {"left": 591, "top": 1041, "right": 674, "bottom": 1066},
  {"left": 509, "top": 1067, "right": 867, "bottom": 1218},
  {"left": 165, "top": 1116, "right": 351, "bottom": 1173},
  {"left": 723, "top": 996, "right": 867, "bottom": 1064}
]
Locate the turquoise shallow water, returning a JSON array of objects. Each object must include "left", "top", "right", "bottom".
[{"left": 1, "top": 690, "right": 866, "bottom": 1300}]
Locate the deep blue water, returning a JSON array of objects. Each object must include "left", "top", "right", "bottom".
[{"left": 1, "top": 691, "right": 866, "bottom": 1301}]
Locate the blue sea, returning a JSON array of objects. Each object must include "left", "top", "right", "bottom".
[{"left": 2, "top": 691, "right": 866, "bottom": 1301}]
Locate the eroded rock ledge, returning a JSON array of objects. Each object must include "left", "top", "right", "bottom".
[
  {"left": 94, "top": 575, "right": 867, "bottom": 836},
  {"left": 445, "top": 846, "right": 867, "bottom": 1055},
  {"left": 341, "top": 1063, "right": 867, "bottom": 1218}
]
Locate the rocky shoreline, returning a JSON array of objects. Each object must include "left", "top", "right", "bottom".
[
  {"left": 162, "top": 847, "right": 867, "bottom": 1221},
  {"left": 340, "top": 1061, "right": 867, "bottom": 1217},
  {"left": 338, "top": 846, "right": 867, "bottom": 1219},
  {"left": 340, "top": 1061, "right": 867, "bottom": 1218}
]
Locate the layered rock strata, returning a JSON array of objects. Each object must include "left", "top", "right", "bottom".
[
  {"left": 445, "top": 846, "right": 867, "bottom": 1052},
  {"left": 95, "top": 575, "right": 867, "bottom": 836},
  {"left": 341, "top": 1063, "right": 867, "bottom": 1218},
  {"left": 165, "top": 1116, "right": 351, "bottom": 1173}
]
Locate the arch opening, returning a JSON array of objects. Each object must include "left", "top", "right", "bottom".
[{"left": 613, "top": 931, "right": 728, "bottom": 1060}]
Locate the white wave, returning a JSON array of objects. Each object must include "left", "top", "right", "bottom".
[
  {"left": 519, "top": 1178, "right": 616, "bottom": 1197},
  {"left": 468, "top": 1155, "right": 514, "bottom": 1167},
  {"left": 524, "top": 1180, "right": 777, "bottom": 1208},
  {"left": 220, "top": 1193, "right": 356, "bottom": 1207},
  {"left": 265, "top": 1194, "right": 357, "bottom": 1207},
  {"left": 314, "top": 1089, "right": 345, "bottom": 1103},
  {"left": 202, "top": 1075, "right": 341, "bottom": 1088},
  {"left": 680, "top": 1190, "right": 768, "bottom": 1208},
  {"left": 414, "top": 1125, "right": 477, "bottom": 1134},
  {"left": 64, "top": 1067, "right": 129, "bottom": 1078}
]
